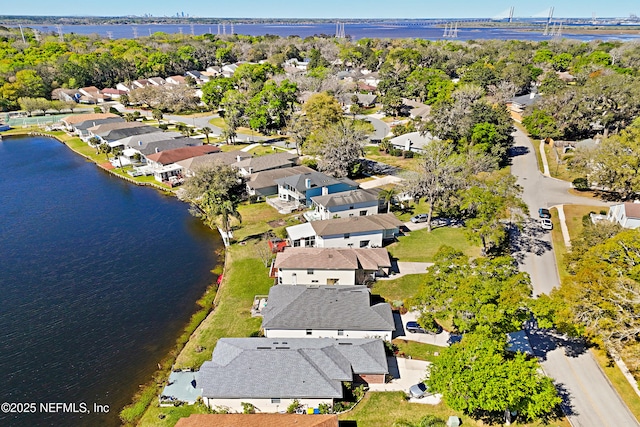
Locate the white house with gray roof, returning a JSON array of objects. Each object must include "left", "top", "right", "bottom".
[
  {"left": 307, "top": 188, "right": 383, "bottom": 221},
  {"left": 286, "top": 213, "right": 403, "bottom": 248},
  {"left": 198, "top": 338, "right": 388, "bottom": 413},
  {"left": 275, "top": 172, "right": 359, "bottom": 207},
  {"left": 232, "top": 152, "right": 298, "bottom": 176},
  {"left": 262, "top": 286, "right": 395, "bottom": 341},
  {"left": 274, "top": 247, "right": 391, "bottom": 286}
]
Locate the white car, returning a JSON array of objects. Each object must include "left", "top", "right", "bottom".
[{"left": 541, "top": 218, "right": 553, "bottom": 230}]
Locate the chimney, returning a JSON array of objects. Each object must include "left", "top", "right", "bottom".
[
  {"left": 248, "top": 167, "right": 253, "bottom": 174},
  {"left": 305, "top": 178, "right": 312, "bottom": 189},
  {"left": 530, "top": 92, "right": 535, "bottom": 100},
  {"left": 138, "top": 141, "right": 142, "bottom": 146},
  {"left": 322, "top": 186, "right": 329, "bottom": 195},
  {"left": 237, "top": 155, "right": 241, "bottom": 162},
  {"left": 155, "top": 147, "right": 160, "bottom": 153}
]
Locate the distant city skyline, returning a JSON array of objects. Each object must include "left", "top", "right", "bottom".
[{"left": 1, "top": 0, "right": 638, "bottom": 19}]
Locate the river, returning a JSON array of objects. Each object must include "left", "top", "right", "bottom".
[
  {"left": 0, "top": 135, "right": 222, "bottom": 426},
  {"left": 17, "top": 22, "right": 640, "bottom": 42}
]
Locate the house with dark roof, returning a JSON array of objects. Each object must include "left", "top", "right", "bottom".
[
  {"left": 198, "top": 338, "right": 388, "bottom": 413},
  {"left": 246, "top": 165, "right": 315, "bottom": 197},
  {"left": 275, "top": 172, "right": 359, "bottom": 207},
  {"left": 389, "top": 131, "right": 439, "bottom": 154},
  {"left": 307, "top": 188, "right": 382, "bottom": 221},
  {"left": 274, "top": 247, "right": 391, "bottom": 286},
  {"left": 507, "top": 90, "right": 541, "bottom": 123},
  {"left": 232, "top": 152, "right": 298, "bottom": 176},
  {"left": 61, "top": 113, "right": 120, "bottom": 130},
  {"left": 607, "top": 202, "right": 640, "bottom": 229},
  {"left": 87, "top": 122, "right": 160, "bottom": 143},
  {"left": 262, "top": 286, "right": 395, "bottom": 341},
  {"left": 72, "top": 117, "right": 125, "bottom": 138},
  {"left": 286, "top": 213, "right": 403, "bottom": 248}
]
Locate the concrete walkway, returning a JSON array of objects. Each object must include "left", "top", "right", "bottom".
[
  {"left": 359, "top": 175, "right": 404, "bottom": 189},
  {"left": 555, "top": 204, "right": 572, "bottom": 248},
  {"left": 368, "top": 357, "right": 442, "bottom": 404},
  {"left": 240, "top": 143, "right": 260, "bottom": 152},
  {"left": 539, "top": 140, "right": 551, "bottom": 177}
]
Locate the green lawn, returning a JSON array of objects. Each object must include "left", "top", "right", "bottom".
[
  {"left": 339, "top": 392, "right": 570, "bottom": 427},
  {"left": 591, "top": 348, "right": 640, "bottom": 423},
  {"left": 373, "top": 274, "right": 424, "bottom": 303},
  {"left": 392, "top": 339, "right": 443, "bottom": 363},
  {"left": 387, "top": 227, "right": 481, "bottom": 262},
  {"left": 364, "top": 145, "right": 421, "bottom": 171}
]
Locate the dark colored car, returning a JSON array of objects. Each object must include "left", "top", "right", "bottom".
[
  {"left": 406, "top": 321, "right": 442, "bottom": 335},
  {"left": 538, "top": 208, "right": 551, "bottom": 218}
]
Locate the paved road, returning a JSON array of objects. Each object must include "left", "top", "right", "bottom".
[
  {"left": 510, "top": 128, "right": 638, "bottom": 427},
  {"left": 356, "top": 114, "right": 391, "bottom": 141},
  {"left": 528, "top": 329, "right": 640, "bottom": 427},
  {"left": 510, "top": 127, "right": 609, "bottom": 296}
]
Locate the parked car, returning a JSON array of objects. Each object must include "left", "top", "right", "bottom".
[
  {"left": 541, "top": 218, "right": 553, "bottom": 230},
  {"left": 447, "top": 334, "right": 463, "bottom": 345},
  {"left": 410, "top": 214, "right": 428, "bottom": 223},
  {"left": 406, "top": 321, "right": 442, "bottom": 335},
  {"left": 538, "top": 208, "right": 551, "bottom": 218},
  {"left": 409, "top": 383, "right": 430, "bottom": 399}
]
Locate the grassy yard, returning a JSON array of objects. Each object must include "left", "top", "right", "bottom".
[
  {"left": 591, "top": 348, "right": 640, "bottom": 423},
  {"left": 231, "top": 202, "right": 300, "bottom": 242},
  {"left": 387, "top": 227, "right": 481, "bottom": 262},
  {"left": 364, "top": 145, "right": 421, "bottom": 171},
  {"left": 392, "top": 339, "right": 443, "bottom": 363},
  {"left": 373, "top": 274, "right": 425, "bottom": 303},
  {"left": 339, "top": 392, "right": 570, "bottom": 427}
]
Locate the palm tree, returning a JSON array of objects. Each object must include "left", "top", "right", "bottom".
[
  {"left": 199, "top": 190, "right": 242, "bottom": 247},
  {"left": 112, "top": 146, "right": 125, "bottom": 170},
  {"left": 98, "top": 142, "right": 111, "bottom": 161},
  {"left": 378, "top": 187, "right": 397, "bottom": 213},
  {"left": 201, "top": 127, "right": 212, "bottom": 144}
]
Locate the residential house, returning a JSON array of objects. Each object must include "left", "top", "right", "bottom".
[
  {"left": 389, "top": 131, "right": 438, "bottom": 154},
  {"left": 61, "top": 113, "right": 120, "bottom": 132},
  {"left": 402, "top": 98, "right": 431, "bottom": 119},
  {"left": 127, "top": 137, "right": 203, "bottom": 157},
  {"left": 115, "top": 131, "right": 182, "bottom": 150},
  {"left": 176, "top": 152, "right": 252, "bottom": 177},
  {"left": 73, "top": 117, "right": 125, "bottom": 138},
  {"left": 116, "top": 82, "right": 132, "bottom": 92},
  {"left": 166, "top": 75, "right": 187, "bottom": 85},
  {"left": 221, "top": 63, "right": 239, "bottom": 77},
  {"left": 88, "top": 122, "right": 160, "bottom": 143},
  {"left": 286, "top": 213, "right": 403, "bottom": 248},
  {"left": 145, "top": 145, "right": 221, "bottom": 183},
  {"left": 148, "top": 77, "right": 166, "bottom": 86},
  {"left": 283, "top": 58, "right": 310, "bottom": 71},
  {"left": 198, "top": 338, "right": 388, "bottom": 413},
  {"left": 232, "top": 152, "right": 298, "bottom": 176},
  {"left": 51, "top": 88, "right": 79, "bottom": 102},
  {"left": 205, "top": 66, "right": 222, "bottom": 77},
  {"left": 246, "top": 165, "right": 315, "bottom": 197},
  {"left": 100, "top": 88, "right": 127, "bottom": 99},
  {"left": 507, "top": 90, "right": 541, "bottom": 123},
  {"left": 307, "top": 188, "right": 382, "bottom": 221},
  {"left": 186, "top": 70, "right": 209, "bottom": 83},
  {"left": 607, "top": 202, "right": 640, "bottom": 229},
  {"left": 274, "top": 247, "right": 392, "bottom": 286},
  {"left": 78, "top": 86, "right": 103, "bottom": 104},
  {"left": 132, "top": 79, "right": 151, "bottom": 89},
  {"left": 175, "top": 414, "right": 339, "bottom": 427},
  {"left": 361, "top": 71, "right": 381, "bottom": 88},
  {"left": 275, "top": 172, "right": 359, "bottom": 208},
  {"left": 262, "top": 286, "right": 395, "bottom": 341}
]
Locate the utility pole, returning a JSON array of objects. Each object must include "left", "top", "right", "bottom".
[
  {"left": 508, "top": 6, "right": 514, "bottom": 23},
  {"left": 56, "top": 25, "right": 64, "bottom": 42}
]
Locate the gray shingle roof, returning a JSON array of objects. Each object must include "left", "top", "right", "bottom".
[
  {"left": 199, "top": 338, "right": 387, "bottom": 399},
  {"left": 262, "top": 286, "right": 395, "bottom": 332},
  {"left": 274, "top": 247, "right": 391, "bottom": 270},
  {"left": 233, "top": 152, "right": 298, "bottom": 173},
  {"left": 310, "top": 213, "right": 403, "bottom": 236},
  {"left": 274, "top": 172, "right": 343, "bottom": 192},
  {"left": 311, "top": 188, "right": 380, "bottom": 208},
  {"left": 135, "top": 137, "right": 202, "bottom": 156},
  {"left": 74, "top": 117, "right": 124, "bottom": 131},
  {"left": 247, "top": 165, "right": 315, "bottom": 191}
]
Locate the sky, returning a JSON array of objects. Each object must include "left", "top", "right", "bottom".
[{"left": 0, "top": 0, "right": 637, "bottom": 19}]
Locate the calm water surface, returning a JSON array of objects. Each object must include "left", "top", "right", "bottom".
[
  {"left": 0, "top": 136, "right": 221, "bottom": 426},
  {"left": 19, "top": 22, "right": 640, "bottom": 42}
]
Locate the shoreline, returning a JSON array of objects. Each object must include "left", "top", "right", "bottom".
[{"left": 3, "top": 129, "right": 227, "bottom": 426}]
